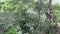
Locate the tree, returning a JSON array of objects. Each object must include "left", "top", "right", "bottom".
[
  {"left": 0, "top": 0, "right": 60, "bottom": 34},
  {"left": 39, "top": 0, "right": 60, "bottom": 34}
]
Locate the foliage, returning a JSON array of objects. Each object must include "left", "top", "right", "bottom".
[
  {"left": 0, "top": 0, "right": 60, "bottom": 34},
  {"left": 5, "top": 28, "right": 17, "bottom": 34}
]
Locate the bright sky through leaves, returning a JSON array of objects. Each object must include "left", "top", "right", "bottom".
[
  {"left": 53, "top": 0, "right": 60, "bottom": 4},
  {"left": 0, "top": 0, "right": 60, "bottom": 4}
]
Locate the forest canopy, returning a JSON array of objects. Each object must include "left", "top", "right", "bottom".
[{"left": 0, "top": 0, "right": 60, "bottom": 34}]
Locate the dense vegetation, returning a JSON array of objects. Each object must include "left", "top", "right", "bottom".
[{"left": 0, "top": 0, "right": 60, "bottom": 34}]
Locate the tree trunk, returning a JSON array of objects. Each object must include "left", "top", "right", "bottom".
[
  {"left": 39, "top": 0, "right": 49, "bottom": 34},
  {"left": 38, "top": 10, "right": 43, "bottom": 34},
  {"left": 39, "top": 0, "right": 60, "bottom": 34},
  {"left": 47, "top": 0, "right": 60, "bottom": 34}
]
